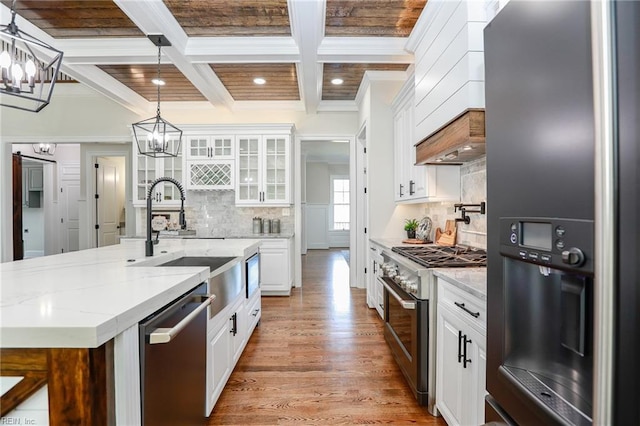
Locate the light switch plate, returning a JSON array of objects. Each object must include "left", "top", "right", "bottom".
[{"left": 282, "top": 208, "right": 290, "bottom": 216}]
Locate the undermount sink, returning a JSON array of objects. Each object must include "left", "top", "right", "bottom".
[
  {"left": 159, "top": 256, "right": 236, "bottom": 272},
  {"left": 159, "top": 256, "right": 243, "bottom": 320}
]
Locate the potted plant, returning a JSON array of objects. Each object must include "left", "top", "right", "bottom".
[{"left": 404, "top": 218, "right": 419, "bottom": 239}]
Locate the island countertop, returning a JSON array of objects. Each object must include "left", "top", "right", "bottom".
[{"left": 0, "top": 239, "right": 260, "bottom": 349}]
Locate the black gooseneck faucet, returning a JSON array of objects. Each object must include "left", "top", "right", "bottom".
[{"left": 146, "top": 177, "right": 186, "bottom": 256}]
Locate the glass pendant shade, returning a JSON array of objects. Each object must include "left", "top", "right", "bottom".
[
  {"left": 0, "top": 1, "right": 63, "bottom": 112},
  {"left": 132, "top": 35, "right": 181, "bottom": 158}
]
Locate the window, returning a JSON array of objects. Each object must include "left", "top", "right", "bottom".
[{"left": 331, "top": 176, "right": 350, "bottom": 230}]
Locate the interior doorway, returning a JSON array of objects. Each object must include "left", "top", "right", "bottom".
[{"left": 295, "top": 135, "right": 354, "bottom": 289}]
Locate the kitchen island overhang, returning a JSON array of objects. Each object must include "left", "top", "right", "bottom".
[{"left": 0, "top": 238, "right": 260, "bottom": 425}]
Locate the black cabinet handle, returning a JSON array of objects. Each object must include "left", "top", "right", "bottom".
[
  {"left": 409, "top": 180, "right": 415, "bottom": 195},
  {"left": 454, "top": 302, "right": 480, "bottom": 318},
  {"left": 399, "top": 184, "right": 404, "bottom": 197},
  {"left": 463, "top": 335, "right": 472, "bottom": 368},
  {"left": 230, "top": 313, "right": 237, "bottom": 336},
  {"left": 457, "top": 330, "right": 463, "bottom": 363},
  {"left": 373, "top": 261, "right": 377, "bottom": 274},
  {"left": 252, "top": 309, "right": 260, "bottom": 317}
]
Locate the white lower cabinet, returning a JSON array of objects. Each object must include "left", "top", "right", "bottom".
[
  {"left": 246, "top": 288, "right": 261, "bottom": 334},
  {"left": 436, "top": 277, "right": 486, "bottom": 426},
  {"left": 260, "top": 238, "right": 293, "bottom": 296},
  {"left": 368, "top": 242, "right": 384, "bottom": 319},
  {"left": 230, "top": 296, "right": 246, "bottom": 363},
  {"left": 206, "top": 316, "right": 232, "bottom": 415},
  {"left": 205, "top": 283, "right": 260, "bottom": 415}
]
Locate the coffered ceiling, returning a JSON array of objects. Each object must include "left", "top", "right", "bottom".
[{"left": 0, "top": 0, "right": 426, "bottom": 115}]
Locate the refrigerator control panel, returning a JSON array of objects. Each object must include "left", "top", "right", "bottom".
[{"left": 499, "top": 217, "right": 594, "bottom": 273}]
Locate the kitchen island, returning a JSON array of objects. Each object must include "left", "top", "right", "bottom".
[{"left": 0, "top": 238, "right": 260, "bottom": 425}]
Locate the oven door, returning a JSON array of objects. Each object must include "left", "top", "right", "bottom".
[{"left": 381, "top": 276, "right": 418, "bottom": 391}]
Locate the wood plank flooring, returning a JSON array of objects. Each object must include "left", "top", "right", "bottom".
[{"left": 208, "top": 249, "right": 446, "bottom": 425}]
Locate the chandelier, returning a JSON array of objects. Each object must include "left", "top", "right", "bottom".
[
  {"left": 0, "top": 0, "right": 63, "bottom": 112},
  {"left": 132, "top": 35, "right": 182, "bottom": 158}
]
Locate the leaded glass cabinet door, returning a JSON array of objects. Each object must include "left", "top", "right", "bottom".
[
  {"left": 236, "top": 136, "right": 261, "bottom": 203},
  {"left": 263, "top": 136, "right": 289, "bottom": 204}
]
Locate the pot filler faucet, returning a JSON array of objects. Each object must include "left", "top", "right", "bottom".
[{"left": 146, "top": 177, "right": 186, "bottom": 257}]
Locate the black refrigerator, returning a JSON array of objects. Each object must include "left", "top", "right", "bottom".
[{"left": 484, "top": 1, "right": 639, "bottom": 425}]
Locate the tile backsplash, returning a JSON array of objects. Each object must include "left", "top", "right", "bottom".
[
  {"left": 422, "top": 156, "right": 487, "bottom": 248},
  {"left": 137, "top": 190, "right": 294, "bottom": 237}
]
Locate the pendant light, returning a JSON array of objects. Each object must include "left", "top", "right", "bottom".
[
  {"left": 0, "top": 0, "right": 64, "bottom": 112},
  {"left": 132, "top": 35, "right": 182, "bottom": 158}
]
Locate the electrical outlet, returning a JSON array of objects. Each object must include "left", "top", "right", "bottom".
[{"left": 282, "top": 208, "right": 290, "bottom": 217}]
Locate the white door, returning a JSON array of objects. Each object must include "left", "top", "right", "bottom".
[
  {"left": 356, "top": 131, "right": 368, "bottom": 290},
  {"left": 59, "top": 163, "right": 80, "bottom": 253},
  {"left": 96, "top": 157, "right": 120, "bottom": 247}
]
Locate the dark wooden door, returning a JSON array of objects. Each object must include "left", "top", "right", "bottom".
[{"left": 12, "top": 154, "right": 24, "bottom": 260}]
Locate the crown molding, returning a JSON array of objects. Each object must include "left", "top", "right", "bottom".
[
  {"left": 406, "top": 0, "right": 447, "bottom": 53},
  {"left": 5, "top": 135, "right": 130, "bottom": 144},
  {"left": 316, "top": 100, "right": 359, "bottom": 112},
  {"left": 354, "top": 70, "right": 409, "bottom": 107}
]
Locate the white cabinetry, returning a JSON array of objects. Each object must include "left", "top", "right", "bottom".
[
  {"left": 205, "top": 254, "right": 262, "bottom": 415},
  {"left": 368, "top": 242, "right": 384, "bottom": 319},
  {"left": 185, "top": 134, "right": 235, "bottom": 190},
  {"left": 436, "top": 276, "right": 486, "bottom": 426},
  {"left": 260, "top": 238, "right": 293, "bottom": 296},
  {"left": 236, "top": 126, "right": 292, "bottom": 206},
  {"left": 206, "top": 315, "right": 232, "bottom": 415},
  {"left": 133, "top": 137, "right": 183, "bottom": 206},
  {"left": 246, "top": 287, "right": 261, "bottom": 334},
  {"left": 408, "top": 0, "right": 487, "bottom": 142},
  {"left": 392, "top": 76, "right": 461, "bottom": 204},
  {"left": 229, "top": 295, "right": 246, "bottom": 363}
]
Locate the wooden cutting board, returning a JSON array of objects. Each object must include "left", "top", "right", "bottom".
[
  {"left": 435, "top": 220, "right": 457, "bottom": 246},
  {"left": 401, "top": 239, "right": 432, "bottom": 244}
]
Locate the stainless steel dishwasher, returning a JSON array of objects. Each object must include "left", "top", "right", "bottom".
[{"left": 139, "top": 282, "right": 213, "bottom": 426}]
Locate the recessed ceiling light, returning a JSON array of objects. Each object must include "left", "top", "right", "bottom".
[
  {"left": 151, "top": 78, "right": 165, "bottom": 86},
  {"left": 253, "top": 77, "right": 266, "bottom": 85},
  {"left": 331, "top": 78, "right": 344, "bottom": 85}
]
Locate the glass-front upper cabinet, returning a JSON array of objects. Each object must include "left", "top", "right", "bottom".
[
  {"left": 133, "top": 136, "right": 183, "bottom": 206},
  {"left": 235, "top": 134, "right": 290, "bottom": 206}
]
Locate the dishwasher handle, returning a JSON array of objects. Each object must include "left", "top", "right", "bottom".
[{"left": 149, "top": 294, "right": 216, "bottom": 344}]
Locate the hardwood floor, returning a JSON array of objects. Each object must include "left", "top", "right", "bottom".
[{"left": 208, "top": 249, "right": 446, "bottom": 425}]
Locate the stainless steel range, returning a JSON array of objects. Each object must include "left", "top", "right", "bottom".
[{"left": 378, "top": 244, "right": 487, "bottom": 415}]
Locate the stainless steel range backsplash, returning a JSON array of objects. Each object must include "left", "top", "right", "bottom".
[{"left": 422, "top": 156, "right": 487, "bottom": 249}]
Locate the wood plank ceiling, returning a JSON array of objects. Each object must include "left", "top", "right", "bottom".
[{"left": 0, "top": 0, "right": 427, "bottom": 110}]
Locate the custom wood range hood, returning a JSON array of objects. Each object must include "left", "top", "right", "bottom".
[{"left": 415, "top": 109, "right": 485, "bottom": 165}]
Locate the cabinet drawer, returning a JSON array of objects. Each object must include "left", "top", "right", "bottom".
[
  {"left": 246, "top": 289, "right": 261, "bottom": 335},
  {"left": 438, "top": 277, "right": 486, "bottom": 333}
]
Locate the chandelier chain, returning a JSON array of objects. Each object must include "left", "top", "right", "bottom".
[{"left": 156, "top": 45, "right": 161, "bottom": 116}]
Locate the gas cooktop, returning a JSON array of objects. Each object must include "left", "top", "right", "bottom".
[{"left": 391, "top": 245, "right": 487, "bottom": 268}]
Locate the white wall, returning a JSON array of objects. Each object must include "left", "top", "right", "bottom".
[
  {"left": 362, "top": 77, "right": 426, "bottom": 239},
  {"left": 1, "top": 84, "right": 360, "bottom": 260},
  {"left": 0, "top": 85, "right": 359, "bottom": 139},
  {"left": 306, "top": 162, "right": 331, "bottom": 204}
]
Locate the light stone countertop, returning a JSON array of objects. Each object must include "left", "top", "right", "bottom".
[
  {"left": 0, "top": 238, "right": 260, "bottom": 349},
  {"left": 369, "top": 237, "right": 432, "bottom": 251},
  {"left": 433, "top": 268, "right": 487, "bottom": 300}
]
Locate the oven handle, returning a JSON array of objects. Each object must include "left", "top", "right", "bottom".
[{"left": 381, "top": 279, "right": 416, "bottom": 310}]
